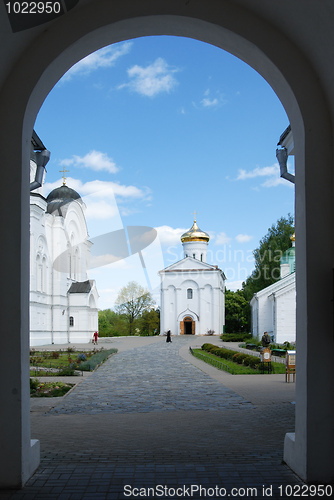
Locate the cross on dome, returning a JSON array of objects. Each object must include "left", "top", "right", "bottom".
[{"left": 59, "top": 166, "right": 69, "bottom": 186}]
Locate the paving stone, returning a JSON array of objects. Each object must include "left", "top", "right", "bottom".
[{"left": 0, "top": 336, "right": 307, "bottom": 499}]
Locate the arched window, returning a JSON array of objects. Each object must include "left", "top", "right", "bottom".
[
  {"left": 201, "top": 254, "right": 203, "bottom": 261},
  {"left": 69, "top": 316, "right": 74, "bottom": 327},
  {"left": 187, "top": 288, "right": 193, "bottom": 299}
]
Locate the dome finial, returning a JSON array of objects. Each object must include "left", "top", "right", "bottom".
[
  {"left": 192, "top": 210, "right": 197, "bottom": 223},
  {"left": 59, "top": 166, "right": 69, "bottom": 186}
]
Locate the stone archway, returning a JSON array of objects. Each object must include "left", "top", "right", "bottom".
[{"left": 1, "top": 0, "right": 334, "bottom": 487}]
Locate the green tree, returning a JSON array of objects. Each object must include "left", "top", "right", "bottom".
[
  {"left": 242, "top": 215, "right": 294, "bottom": 301},
  {"left": 115, "top": 281, "right": 155, "bottom": 335},
  {"left": 225, "top": 289, "right": 251, "bottom": 333},
  {"left": 98, "top": 309, "right": 128, "bottom": 337},
  {"left": 138, "top": 308, "right": 160, "bottom": 336},
  {"left": 98, "top": 309, "right": 113, "bottom": 337}
]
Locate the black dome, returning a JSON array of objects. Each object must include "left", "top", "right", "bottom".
[
  {"left": 46, "top": 185, "right": 82, "bottom": 216},
  {"left": 46, "top": 185, "right": 81, "bottom": 203}
]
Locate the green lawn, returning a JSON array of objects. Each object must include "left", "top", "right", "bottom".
[
  {"left": 30, "top": 351, "right": 79, "bottom": 368},
  {"left": 192, "top": 349, "right": 286, "bottom": 375}
]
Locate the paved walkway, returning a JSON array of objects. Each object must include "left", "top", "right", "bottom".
[{"left": 0, "top": 336, "right": 303, "bottom": 499}]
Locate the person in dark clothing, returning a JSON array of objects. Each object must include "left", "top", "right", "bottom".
[
  {"left": 261, "top": 331, "right": 271, "bottom": 348},
  {"left": 166, "top": 330, "right": 172, "bottom": 343}
]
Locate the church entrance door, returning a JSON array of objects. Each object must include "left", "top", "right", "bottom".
[{"left": 183, "top": 317, "right": 195, "bottom": 335}]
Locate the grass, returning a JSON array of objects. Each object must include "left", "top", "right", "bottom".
[
  {"left": 191, "top": 349, "right": 286, "bottom": 375},
  {"left": 30, "top": 352, "right": 73, "bottom": 368}
]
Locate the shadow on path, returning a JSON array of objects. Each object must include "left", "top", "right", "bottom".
[{"left": 0, "top": 336, "right": 302, "bottom": 499}]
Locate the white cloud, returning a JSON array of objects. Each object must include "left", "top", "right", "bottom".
[
  {"left": 235, "top": 234, "right": 253, "bottom": 243},
  {"left": 119, "top": 57, "right": 179, "bottom": 97},
  {"left": 199, "top": 89, "right": 226, "bottom": 108},
  {"left": 201, "top": 97, "right": 219, "bottom": 107},
  {"left": 43, "top": 176, "right": 151, "bottom": 227},
  {"left": 62, "top": 42, "right": 132, "bottom": 81},
  {"left": 155, "top": 225, "right": 187, "bottom": 246},
  {"left": 85, "top": 200, "right": 119, "bottom": 220},
  {"left": 43, "top": 177, "right": 147, "bottom": 201},
  {"left": 215, "top": 232, "right": 232, "bottom": 245},
  {"left": 261, "top": 176, "right": 291, "bottom": 188},
  {"left": 236, "top": 163, "right": 294, "bottom": 188},
  {"left": 80, "top": 179, "right": 148, "bottom": 200},
  {"left": 237, "top": 164, "right": 279, "bottom": 180},
  {"left": 60, "top": 151, "right": 119, "bottom": 174}
]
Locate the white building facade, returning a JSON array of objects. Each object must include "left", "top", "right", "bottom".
[
  {"left": 250, "top": 236, "right": 296, "bottom": 344},
  {"left": 159, "top": 219, "right": 225, "bottom": 335},
  {"left": 29, "top": 133, "right": 98, "bottom": 346}
]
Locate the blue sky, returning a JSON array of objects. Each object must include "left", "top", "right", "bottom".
[{"left": 35, "top": 36, "right": 295, "bottom": 309}]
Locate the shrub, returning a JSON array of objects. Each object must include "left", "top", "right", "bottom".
[
  {"left": 30, "top": 378, "right": 39, "bottom": 393},
  {"left": 77, "top": 353, "right": 87, "bottom": 362},
  {"left": 216, "top": 348, "right": 232, "bottom": 360},
  {"left": 207, "top": 346, "right": 218, "bottom": 353},
  {"left": 233, "top": 353, "right": 247, "bottom": 364},
  {"left": 51, "top": 351, "right": 60, "bottom": 359},
  {"left": 210, "top": 347, "right": 222, "bottom": 356},
  {"left": 243, "top": 355, "right": 253, "bottom": 366},
  {"left": 249, "top": 357, "right": 261, "bottom": 369},
  {"left": 78, "top": 349, "right": 117, "bottom": 371},
  {"left": 221, "top": 349, "right": 235, "bottom": 360},
  {"left": 200, "top": 343, "right": 262, "bottom": 370},
  {"left": 58, "top": 367, "right": 76, "bottom": 376},
  {"left": 221, "top": 333, "right": 252, "bottom": 342}
]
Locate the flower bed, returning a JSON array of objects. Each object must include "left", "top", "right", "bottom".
[{"left": 30, "top": 378, "right": 74, "bottom": 397}]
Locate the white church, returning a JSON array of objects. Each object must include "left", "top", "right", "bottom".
[
  {"left": 29, "top": 131, "right": 98, "bottom": 346},
  {"left": 250, "top": 234, "right": 296, "bottom": 344},
  {"left": 249, "top": 125, "right": 296, "bottom": 345},
  {"left": 159, "top": 219, "right": 225, "bottom": 335}
]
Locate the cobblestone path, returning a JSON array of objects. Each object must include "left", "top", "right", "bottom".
[
  {"left": 50, "top": 338, "right": 253, "bottom": 415},
  {"left": 0, "top": 338, "right": 304, "bottom": 499}
]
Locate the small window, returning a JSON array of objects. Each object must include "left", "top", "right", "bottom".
[
  {"left": 201, "top": 254, "right": 203, "bottom": 261},
  {"left": 69, "top": 316, "right": 74, "bottom": 327},
  {"left": 193, "top": 253, "right": 195, "bottom": 259},
  {"left": 187, "top": 288, "right": 193, "bottom": 299}
]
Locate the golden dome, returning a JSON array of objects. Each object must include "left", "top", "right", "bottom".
[
  {"left": 181, "top": 220, "right": 210, "bottom": 243},
  {"left": 290, "top": 232, "right": 295, "bottom": 242}
]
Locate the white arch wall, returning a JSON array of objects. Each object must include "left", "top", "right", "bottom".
[{"left": 0, "top": 0, "right": 334, "bottom": 486}]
